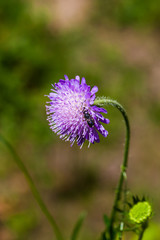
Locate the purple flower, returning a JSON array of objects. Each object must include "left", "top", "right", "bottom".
[{"left": 46, "top": 75, "right": 109, "bottom": 148}]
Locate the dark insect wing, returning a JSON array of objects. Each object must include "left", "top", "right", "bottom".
[
  {"left": 83, "top": 110, "right": 90, "bottom": 119},
  {"left": 83, "top": 108, "right": 95, "bottom": 127},
  {"left": 87, "top": 119, "right": 94, "bottom": 127}
]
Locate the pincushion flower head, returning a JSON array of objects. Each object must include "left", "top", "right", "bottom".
[{"left": 46, "top": 75, "right": 109, "bottom": 148}]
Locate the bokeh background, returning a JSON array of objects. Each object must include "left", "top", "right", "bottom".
[{"left": 0, "top": 0, "right": 160, "bottom": 239}]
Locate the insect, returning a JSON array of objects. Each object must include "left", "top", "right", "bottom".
[{"left": 83, "top": 109, "right": 94, "bottom": 127}]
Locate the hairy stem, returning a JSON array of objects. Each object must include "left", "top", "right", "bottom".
[
  {"left": 0, "top": 135, "right": 64, "bottom": 240},
  {"left": 94, "top": 98, "right": 130, "bottom": 239}
]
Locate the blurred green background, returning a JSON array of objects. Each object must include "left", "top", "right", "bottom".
[{"left": 0, "top": 0, "right": 160, "bottom": 239}]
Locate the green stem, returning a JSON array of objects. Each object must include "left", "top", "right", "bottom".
[
  {"left": 0, "top": 135, "right": 64, "bottom": 240},
  {"left": 138, "top": 229, "right": 145, "bottom": 240},
  {"left": 138, "top": 222, "right": 147, "bottom": 240},
  {"left": 94, "top": 98, "right": 130, "bottom": 239}
]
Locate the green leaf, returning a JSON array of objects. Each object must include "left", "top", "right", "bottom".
[
  {"left": 70, "top": 212, "right": 87, "bottom": 240},
  {"left": 103, "top": 214, "right": 110, "bottom": 228},
  {"left": 101, "top": 231, "right": 108, "bottom": 240},
  {"left": 115, "top": 207, "right": 123, "bottom": 213},
  {"left": 6, "top": 210, "right": 37, "bottom": 237}
]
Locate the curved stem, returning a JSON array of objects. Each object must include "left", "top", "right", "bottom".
[
  {"left": 0, "top": 135, "right": 64, "bottom": 240},
  {"left": 94, "top": 98, "right": 130, "bottom": 239}
]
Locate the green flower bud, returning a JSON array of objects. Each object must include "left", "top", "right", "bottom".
[{"left": 129, "top": 201, "right": 152, "bottom": 224}]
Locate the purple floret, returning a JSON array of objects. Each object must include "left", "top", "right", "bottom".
[{"left": 46, "top": 75, "right": 109, "bottom": 148}]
